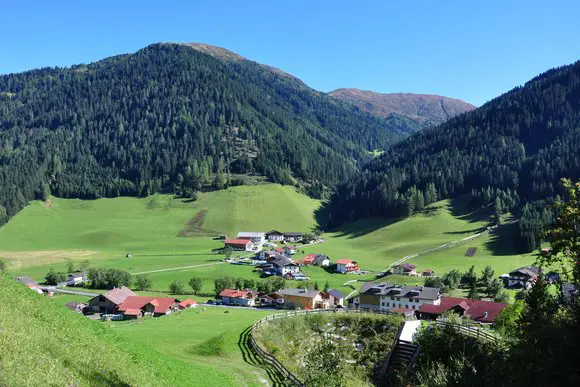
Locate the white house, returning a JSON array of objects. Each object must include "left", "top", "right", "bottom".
[
  {"left": 313, "top": 254, "right": 330, "bottom": 267},
  {"left": 271, "top": 255, "right": 300, "bottom": 276},
  {"left": 219, "top": 289, "right": 256, "bottom": 306},
  {"left": 237, "top": 232, "right": 266, "bottom": 246},
  {"left": 265, "top": 230, "right": 285, "bottom": 242},
  {"left": 507, "top": 266, "right": 540, "bottom": 289},
  {"left": 67, "top": 271, "right": 87, "bottom": 286},
  {"left": 335, "top": 259, "right": 359, "bottom": 274},
  {"left": 284, "top": 232, "right": 304, "bottom": 242},
  {"left": 352, "top": 282, "right": 441, "bottom": 313},
  {"left": 391, "top": 263, "right": 417, "bottom": 276}
]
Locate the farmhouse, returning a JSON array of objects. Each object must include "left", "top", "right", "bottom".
[
  {"left": 284, "top": 232, "right": 304, "bottom": 242},
  {"left": 87, "top": 286, "right": 137, "bottom": 314},
  {"left": 422, "top": 269, "right": 435, "bottom": 277},
  {"left": 313, "top": 254, "right": 330, "bottom": 267},
  {"left": 219, "top": 289, "right": 257, "bottom": 306},
  {"left": 303, "top": 254, "right": 317, "bottom": 265},
  {"left": 352, "top": 282, "right": 441, "bottom": 312},
  {"left": 507, "top": 266, "right": 541, "bottom": 289},
  {"left": 237, "top": 232, "right": 266, "bottom": 246},
  {"left": 336, "top": 259, "right": 359, "bottom": 273},
  {"left": 265, "top": 230, "right": 284, "bottom": 241},
  {"left": 118, "top": 296, "right": 179, "bottom": 318},
  {"left": 417, "top": 297, "right": 508, "bottom": 324},
  {"left": 225, "top": 238, "right": 254, "bottom": 251},
  {"left": 392, "top": 263, "right": 417, "bottom": 276},
  {"left": 271, "top": 255, "right": 300, "bottom": 276},
  {"left": 277, "top": 288, "right": 329, "bottom": 309}
]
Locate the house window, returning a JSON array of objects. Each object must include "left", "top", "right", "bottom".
[
  {"left": 412, "top": 305, "right": 415, "bottom": 310},
  {"left": 386, "top": 303, "right": 390, "bottom": 307},
  {"left": 396, "top": 297, "right": 400, "bottom": 301},
  {"left": 390, "top": 297, "right": 394, "bottom": 300},
  {"left": 405, "top": 305, "right": 409, "bottom": 309},
  {"left": 415, "top": 299, "right": 419, "bottom": 303},
  {"left": 381, "top": 302, "right": 385, "bottom": 306}
]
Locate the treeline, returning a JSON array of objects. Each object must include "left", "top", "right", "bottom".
[
  {"left": 0, "top": 43, "right": 411, "bottom": 227},
  {"left": 325, "top": 60, "right": 580, "bottom": 251}
]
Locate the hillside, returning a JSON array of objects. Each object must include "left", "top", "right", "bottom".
[
  {"left": 0, "top": 42, "right": 413, "bottom": 229},
  {"left": 329, "top": 88, "right": 475, "bottom": 128},
  {"left": 0, "top": 275, "right": 234, "bottom": 386},
  {"left": 326, "top": 60, "right": 580, "bottom": 251}
]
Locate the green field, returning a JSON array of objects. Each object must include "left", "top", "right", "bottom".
[
  {"left": 111, "top": 307, "right": 273, "bottom": 385},
  {"left": 1, "top": 186, "right": 536, "bottom": 297}
]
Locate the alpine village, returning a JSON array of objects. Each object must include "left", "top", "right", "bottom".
[{"left": 1, "top": 3, "right": 580, "bottom": 387}]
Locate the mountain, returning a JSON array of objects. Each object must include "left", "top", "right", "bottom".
[
  {"left": 328, "top": 88, "right": 476, "bottom": 128},
  {"left": 0, "top": 43, "right": 414, "bottom": 226},
  {"left": 325, "top": 61, "right": 580, "bottom": 251}
]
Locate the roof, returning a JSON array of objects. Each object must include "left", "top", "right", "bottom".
[
  {"left": 179, "top": 299, "right": 197, "bottom": 307},
  {"left": 284, "top": 232, "right": 303, "bottom": 237},
  {"left": 336, "top": 258, "right": 357, "bottom": 265},
  {"left": 219, "top": 289, "right": 256, "bottom": 299},
  {"left": 266, "top": 230, "right": 283, "bottom": 235},
  {"left": 237, "top": 232, "right": 265, "bottom": 238},
  {"left": 69, "top": 272, "right": 85, "bottom": 277},
  {"left": 359, "top": 282, "right": 440, "bottom": 301},
  {"left": 509, "top": 266, "right": 540, "bottom": 278},
  {"left": 102, "top": 286, "right": 137, "bottom": 306},
  {"left": 303, "top": 254, "right": 317, "bottom": 263},
  {"left": 396, "top": 263, "right": 417, "bottom": 271},
  {"left": 313, "top": 255, "right": 329, "bottom": 264},
  {"left": 271, "top": 255, "right": 297, "bottom": 267},
  {"left": 277, "top": 288, "right": 322, "bottom": 299},
  {"left": 225, "top": 238, "right": 252, "bottom": 246},
  {"left": 15, "top": 276, "right": 38, "bottom": 286},
  {"left": 328, "top": 289, "right": 346, "bottom": 299},
  {"left": 562, "top": 282, "right": 578, "bottom": 303},
  {"left": 422, "top": 268, "right": 434, "bottom": 273},
  {"left": 123, "top": 309, "right": 142, "bottom": 316},
  {"left": 118, "top": 296, "right": 178, "bottom": 314},
  {"left": 419, "top": 297, "right": 508, "bottom": 323}
]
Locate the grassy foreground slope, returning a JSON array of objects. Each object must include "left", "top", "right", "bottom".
[
  {"left": 112, "top": 307, "right": 272, "bottom": 386},
  {"left": 0, "top": 276, "right": 240, "bottom": 386}
]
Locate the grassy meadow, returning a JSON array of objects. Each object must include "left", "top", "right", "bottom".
[{"left": 1, "top": 186, "right": 536, "bottom": 297}]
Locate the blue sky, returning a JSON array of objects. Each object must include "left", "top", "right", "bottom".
[{"left": 1, "top": 1, "right": 579, "bottom": 106}]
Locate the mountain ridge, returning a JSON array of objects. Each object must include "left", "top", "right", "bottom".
[{"left": 329, "top": 88, "right": 476, "bottom": 127}]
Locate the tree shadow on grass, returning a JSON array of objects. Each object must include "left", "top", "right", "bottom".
[{"left": 484, "top": 220, "right": 530, "bottom": 257}]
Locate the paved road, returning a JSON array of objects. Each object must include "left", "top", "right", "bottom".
[
  {"left": 131, "top": 261, "right": 225, "bottom": 275},
  {"left": 43, "top": 287, "right": 98, "bottom": 297}
]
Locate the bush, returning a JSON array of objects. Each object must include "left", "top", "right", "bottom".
[
  {"left": 169, "top": 281, "right": 186, "bottom": 295},
  {"left": 45, "top": 269, "right": 67, "bottom": 285},
  {"left": 87, "top": 268, "right": 131, "bottom": 289}
]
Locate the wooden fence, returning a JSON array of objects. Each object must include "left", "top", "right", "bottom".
[{"left": 434, "top": 320, "right": 500, "bottom": 343}]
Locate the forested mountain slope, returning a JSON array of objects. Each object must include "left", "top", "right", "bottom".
[
  {"left": 326, "top": 61, "right": 580, "bottom": 251},
  {"left": 329, "top": 88, "right": 475, "bottom": 129},
  {"left": 0, "top": 43, "right": 413, "bottom": 227}
]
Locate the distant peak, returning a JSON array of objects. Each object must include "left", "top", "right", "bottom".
[{"left": 178, "top": 42, "right": 245, "bottom": 62}]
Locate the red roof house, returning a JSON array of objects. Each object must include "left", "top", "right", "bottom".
[
  {"left": 303, "top": 254, "right": 317, "bottom": 265},
  {"left": 336, "top": 259, "right": 359, "bottom": 273},
  {"left": 118, "top": 296, "right": 179, "bottom": 317},
  {"left": 224, "top": 238, "right": 254, "bottom": 251},
  {"left": 178, "top": 299, "right": 197, "bottom": 309},
  {"left": 418, "top": 297, "right": 508, "bottom": 323},
  {"left": 218, "top": 289, "right": 257, "bottom": 306}
]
